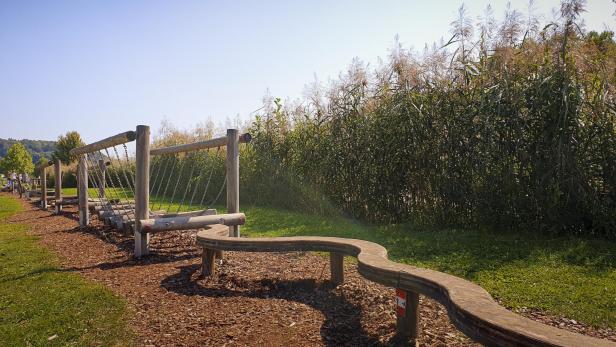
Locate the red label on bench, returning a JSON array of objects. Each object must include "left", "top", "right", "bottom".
[{"left": 395, "top": 288, "right": 406, "bottom": 317}]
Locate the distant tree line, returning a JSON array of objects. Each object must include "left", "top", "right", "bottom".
[
  {"left": 0, "top": 138, "right": 56, "bottom": 163},
  {"left": 0, "top": 132, "right": 84, "bottom": 189}
]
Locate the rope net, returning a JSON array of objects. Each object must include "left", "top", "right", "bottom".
[
  {"left": 82, "top": 139, "right": 232, "bottom": 232},
  {"left": 84, "top": 141, "right": 137, "bottom": 230},
  {"left": 149, "top": 146, "right": 226, "bottom": 215}
]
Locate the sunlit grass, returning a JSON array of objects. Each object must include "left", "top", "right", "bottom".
[
  {"left": 0, "top": 195, "right": 133, "bottom": 345},
  {"left": 239, "top": 205, "right": 616, "bottom": 329}
]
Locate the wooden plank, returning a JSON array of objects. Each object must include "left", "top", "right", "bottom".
[
  {"left": 93, "top": 204, "right": 135, "bottom": 211},
  {"left": 99, "top": 209, "right": 135, "bottom": 219},
  {"left": 139, "top": 213, "right": 245, "bottom": 233},
  {"left": 56, "top": 198, "right": 79, "bottom": 206},
  {"left": 69, "top": 130, "right": 136, "bottom": 156},
  {"left": 43, "top": 194, "right": 77, "bottom": 200},
  {"left": 158, "top": 208, "right": 216, "bottom": 218},
  {"left": 89, "top": 199, "right": 133, "bottom": 207},
  {"left": 134, "top": 125, "right": 150, "bottom": 257},
  {"left": 149, "top": 132, "right": 251, "bottom": 156}
]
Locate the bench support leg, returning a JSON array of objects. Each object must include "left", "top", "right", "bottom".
[
  {"left": 201, "top": 248, "right": 217, "bottom": 277},
  {"left": 395, "top": 289, "right": 419, "bottom": 345},
  {"left": 330, "top": 252, "right": 344, "bottom": 285}
]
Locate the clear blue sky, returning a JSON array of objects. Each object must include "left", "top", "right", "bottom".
[{"left": 1, "top": 0, "right": 614, "bottom": 143}]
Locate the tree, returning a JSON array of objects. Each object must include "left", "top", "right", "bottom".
[
  {"left": 53, "top": 131, "right": 85, "bottom": 165},
  {"left": 34, "top": 157, "right": 50, "bottom": 177},
  {"left": 0, "top": 143, "right": 34, "bottom": 175}
]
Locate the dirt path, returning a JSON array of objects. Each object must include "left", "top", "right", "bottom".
[{"left": 7, "top": 196, "right": 615, "bottom": 346}]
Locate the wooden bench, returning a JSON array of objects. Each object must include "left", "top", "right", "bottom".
[{"left": 196, "top": 227, "right": 615, "bottom": 347}]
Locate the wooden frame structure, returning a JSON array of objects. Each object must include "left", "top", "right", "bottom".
[
  {"left": 31, "top": 125, "right": 616, "bottom": 346},
  {"left": 36, "top": 160, "right": 53, "bottom": 210},
  {"left": 69, "top": 126, "right": 250, "bottom": 258},
  {"left": 139, "top": 129, "right": 250, "bottom": 256},
  {"left": 70, "top": 129, "right": 138, "bottom": 230}
]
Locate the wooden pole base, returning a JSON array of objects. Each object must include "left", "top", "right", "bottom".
[
  {"left": 134, "top": 230, "right": 150, "bottom": 257},
  {"left": 330, "top": 252, "right": 344, "bottom": 285},
  {"left": 201, "top": 248, "right": 217, "bottom": 277},
  {"left": 395, "top": 289, "right": 420, "bottom": 345}
]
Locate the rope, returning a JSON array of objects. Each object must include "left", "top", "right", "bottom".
[
  {"left": 205, "top": 175, "right": 227, "bottom": 208},
  {"left": 84, "top": 152, "right": 116, "bottom": 220},
  {"left": 187, "top": 149, "right": 209, "bottom": 210},
  {"left": 113, "top": 146, "right": 135, "bottom": 198},
  {"left": 156, "top": 154, "right": 178, "bottom": 212},
  {"left": 176, "top": 152, "right": 197, "bottom": 213},
  {"left": 151, "top": 154, "right": 171, "bottom": 210},
  {"left": 105, "top": 147, "right": 135, "bottom": 223},
  {"left": 198, "top": 147, "right": 220, "bottom": 207},
  {"left": 149, "top": 156, "right": 163, "bottom": 195},
  {"left": 165, "top": 152, "right": 188, "bottom": 213},
  {"left": 122, "top": 143, "right": 138, "bottom": 196},
  {"left": 94, "top": 150, "right": 132, "bottom": 224}
]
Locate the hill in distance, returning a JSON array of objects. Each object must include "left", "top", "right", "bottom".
[{"left": 0, "top": 138, "right": 56, "bottom": 163}]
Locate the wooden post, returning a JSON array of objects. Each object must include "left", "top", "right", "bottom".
[
  {"left": 330, "top": 252, "right": 344, "bottom": 285},
  {"left": 78, "top": 155, "right": 89, "bottom": 227},
  {"left": 201, "top": 248, "right": 217, "bottom": 276},
  {"left": 226, "top": 128, "right": 240, "bottom": 237},
  {"left": 17, "top": 176, "right": 23, "bottom": 198},
  {"left": 54, "top": 158, "right": 62, "bottom": 214},
  {"left": 395, "top": 289, "right": 420, "bottom": 345},
  {"left": 98, "top": 159, "right": 106, "bottom": 199},
  {"left": 134, "top": 125, "right": 150, "bottom": 258},
  {"left": 41, "top": 169, "right": 48, "bottom": 210}
]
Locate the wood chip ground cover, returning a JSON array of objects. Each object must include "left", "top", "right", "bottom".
[{"left": 7, "top": 197, "right": 615, "bottom": 346}]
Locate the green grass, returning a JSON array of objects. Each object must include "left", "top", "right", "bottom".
[
  {"left": 238, "top": 205, "right": 616, "bottom": 329},
  {"left": 0, "top": 195, "right": 133, "bottom": 346}
]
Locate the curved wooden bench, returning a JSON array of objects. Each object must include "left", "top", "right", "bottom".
[{"left": 196, "top": 227, "right": 615, "bottom": 347}]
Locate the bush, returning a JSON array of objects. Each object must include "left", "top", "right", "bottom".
[
  {"left": 152, "top": 2, "right": 615, "bottom": 238},
  {"left": 239, "top": 2, "right": 616, "bottom": 237}
]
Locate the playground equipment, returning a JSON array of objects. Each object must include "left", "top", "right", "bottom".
[
  {"left": 36, "top": 160, "right": 53, "bottom": 210},
  {"left": 35, "top": 158, "right": 77, "bottom": 211},
  {"left": 196, "top": 229, "right": 615, "bottom": 347},
  {"left": 69, "top": 126, "right": 250, "bottom": 257},
  {"left": 29, "top": 123, "right": 614, "bottom": 346}
]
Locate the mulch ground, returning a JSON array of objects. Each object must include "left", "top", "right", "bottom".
[{"left": 6, "top": 195, "right": 616, "bottom": 346}]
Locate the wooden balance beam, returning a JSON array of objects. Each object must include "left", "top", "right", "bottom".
[
  {"left": 41, "top": 195, "right": 78, "bottom": 201},
  {"left": 195, "top": 230, "right": 615, "bottom": 347},
  {"left": 139, "top": 213, "right": 245, "bottom": 234}
]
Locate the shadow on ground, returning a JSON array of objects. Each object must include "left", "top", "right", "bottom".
[{"left": 160, "top": 263, "right": 390, "bottom": 346}]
